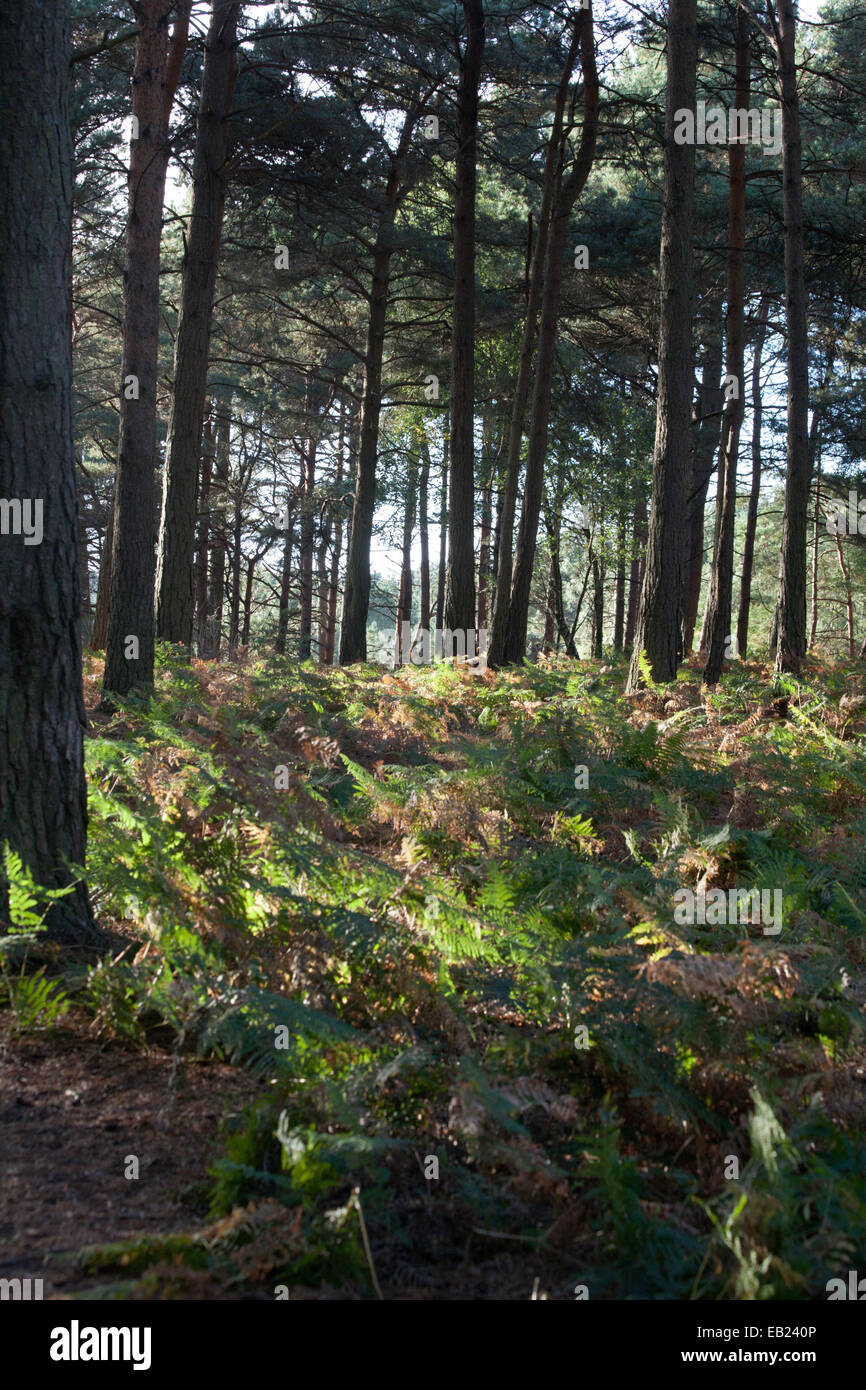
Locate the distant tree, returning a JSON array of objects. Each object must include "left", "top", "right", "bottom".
[{"left": 626, "top": 0, "right": 697, "bottom": 690}]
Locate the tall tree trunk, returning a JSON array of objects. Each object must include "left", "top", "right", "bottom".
[
  {"left": 682, "top": 313, "right": 724, "bottom": 654},
  {"left": 626, "top": 0, "right": 697, "bottom": 691},
  {"left": 476, "top": 437, "right": 494, "bottom": 630},
  {"left": 809, "top": 473, "right": 821, "bottom": 651},
  {"left": 155, "top": 0, "right": 239, "bottom": 646},
  {"left": 298, "top": 433, "right": 317, "bottom": 660},
  {"left": 193, "top": 407, "right": 214, "bottom": 653},
  {"left": 772, "top": 0, "right": 810, "bottom": 673},
  {"left": 90, "top": 491, "right": 115, "bottom": 650},
  {"left": 737, "top": 291, "right": 771, "bottom": 657},
  {"left": 276, "top": 501, "right": 295, "bottom": 656},
  {"left": 613, "top": 506, "right": 626, "bottom": 651},
  {"left": 200, "top": 399, "right": 231, "bottom": 658},
  {"left": 444, "top": 0, "right": 486, "bottom": 635},
  {"left": 488, "top": 16, "right": 584, "bottom": 667},
  {"left": 543, "top": 551, "right": 557, "bottom": 651},
  {"left": 339, "top": 107, "right": 419, "bottom": 663},
  {"left": 79, "top": 515, "right": 92, "bottom": 643},
  {"left": 502, "top": 7, "right": 598, "bottom": 664},
  {"left": 103, "top": 0, "right": 190, "bottom": 694},
  {"left": 703, "top": 7, "right": 749, "bottom": 686},
  {"left": 436, "top": 431, "right": 449, "bottom": 631},
  {"left": 317, "top": 520, "right": 331, "bottom": 663},
  {"left": 624, "top": 493, "right": 646, "bottom": 651},
  {"left": 325, "top": 408, "right": 346, "bottom": 665},
  {"left": 0, "top": 0, "right": 97, "bottom": 941},
  {"left": 832, "top": 527, "right": 855, "bottom": 659},
  {"left": 241, "top": 556, "right": 255, "bottom": 647},
  {"left": 228, "top": 490, "right": 242, "bottom": 655},
  {"left": 418, "top": 435, "right": 431, "bottom": 632},
  {"left": 591, "top": 556, "right": 604, "bottom": 659},
  {"left": 395, "top": 457, "right": 417, "bottom": 664}
]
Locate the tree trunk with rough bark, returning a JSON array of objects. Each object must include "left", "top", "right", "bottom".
[
  {"left": 435, "top": 433, "right": 448, "bottom": 632},
  {"left": 200, "top": 400, "right": 231, "bottom": 658},
  {"left": 155, "top": 0, "right": 239, "bottom": 646},
  {"left": 339, "top": 107, "right": 420, "bottom": 663},
  {"left": 613, "top": 506, "right": 626, "bottom": 651},
  {"left": 502, "top": 7, "right": 598, "bottom": 663},
  {"left": 276, "top": 500, "right": 295, "bottom": 656},
  {"left": 703, "top": 7, "right": 749, "bottom": 686},
  {"left": 103, "top": 0, "right": 190, "bottom": 694},
  {"left": 193, "top": 407, "right": 214, "bottom": 653},
  {"left": 682, "top": 313, "right": 723, "bottom": 654},
  {"left": 624, "top": 493, "right": 646, "bottom": 651},
  {"left": 418, "top": 436, "right": 431, "bottom": 633},
  {"left": 0, "top": 0, "right": 99, "bottom": 942},
  {"left": 90, "top": 491, "right": 115, "bottom": 650},
  {"left": 737, "top": 292, "right": 770, "bottom": 656},
  {"left": 298, "top": 433, "right": 317, "bottom": 660},
  {"left": 487, "top": 15, "right": 583, "bottom": 667},
  {"left": 773, "top": 0, "right": 811, "bottom": 673},
  {"left": 626, "top": 0, "right": 697, "bottom": 691},
  {"left": 444, "top": 0, "right": 485, "bottom": 636}
]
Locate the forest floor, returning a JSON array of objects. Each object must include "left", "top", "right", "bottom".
[{"left": 1, "top": 649, "right": 865, "bottom": 1299}]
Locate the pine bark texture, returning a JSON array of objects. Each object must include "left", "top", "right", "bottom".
[{"left": 0, "top": 0, "right": 98, "bottom": 942}]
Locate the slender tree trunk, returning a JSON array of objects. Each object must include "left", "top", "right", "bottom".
[
  {"left": 543, "top": 550, "right": 557, "bottom": 651},
  {"left": 326, "top": 526, "right": 341, "bottom": 665},
  {"left": 737, "top": 291, "right": 770, "bottom": 656},
  {"left": 325, "top": 410, "right": 346, "bottom": 665},
  {"left": 502, "top": 8, "right": 598, "bottom": 663},
  {"left": 626, "top": 0, "right": 697, "bottom": 691},
  {"left": 338, "top": 237, "right": 391, "bottom": 662},
  {"left": 241, "top": 556, "right": 255, "bottom": 647},
  {"left": 90, "top": 491, "right": 115, "bottom": 650},
  {"left": 298, "top": 434, "right": 317, "bottom": 659},
  {"left": 773, "top": 0, "right": 811, "bottom": 673},
  {"left": 591, "top": 556, "right": 604, "bottom": 659},
  {"left": 831, "top": 528, "right": 855, "bottom": 659},
  {"left": 79, "top": 515, "right": 92, "bottom": 642},
  {"left": 201, "top": 399, "right": 231, "bottom": 658},
  {"left": 436, "top": 432, "right": 449, "bottom": 631},
  {"left": 682, "top": 314, "right": 724, "bottom": 653},
  {"left": 395, "top": 457, "right": 417, "bottom": 664},
  {"left": 276, "top": 502, "right": 295, "bottom": 656},
  {"left": 418, "top": 436, "right": 431, "bottom": 632},
  {"left": 703, "top": 7, "right": 749, "bottom": 685},
  {"left": 476, "top": 441, "right": 493, "bottom": 630},
  {"left": 228, "top": 491, "right": 242, "bottom": 655},
  {"left": 317, "top": 520, "right": 331, "bottom": 663},
  {"left": 0, "top": 0, "right": 98, "bottom": 941},
  {"left": 613, "top": 506, "right": 626, "bottom": 651},
  {"left": 625, "top": 493, "right": 646, "bottom": 651},
  {"left": 488, "top": 16, "right": 584, "bottom": 667},
  {"left": 339, "top": 107, "right": 419, "bottom": 663},
  {"left": 193, "top": 407, "right": 214, "bottom": 653},
  {"left": 444, "top": 0, "right": 486, "bottom": 635},
  {"left": 103, "top": 0, "right": 190, "bottom": 693},
  {"left": 809, "top": 472, "right": 821, "bottom": 650},
  {"left": 155, "top": 0, "right": 239, "bottom": 646}
]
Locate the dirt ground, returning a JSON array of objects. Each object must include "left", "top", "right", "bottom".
[{"left": 0, "top": 1012, "right": 259, "bottom": 1296}]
